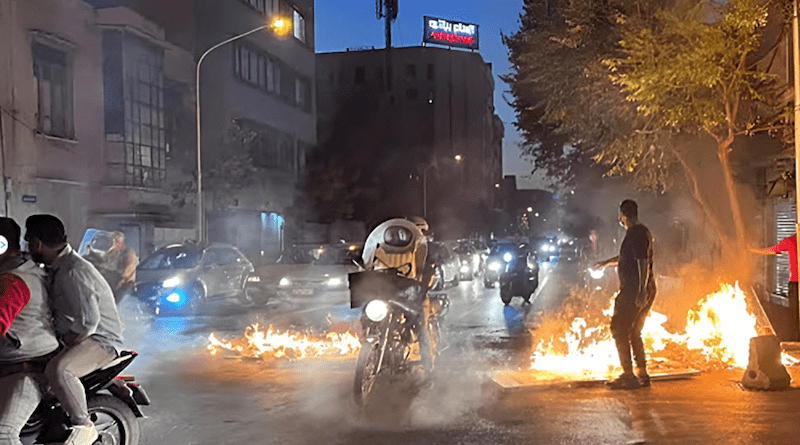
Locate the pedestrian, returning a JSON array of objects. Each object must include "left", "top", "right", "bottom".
[
  {"left": 24, "top": 214, "right": 124, "bottom": 445},
  {"left": 85, "top": 231, "right": 138, "bottom": 303},
  {"left": 593, "top": 199, "right": 656, "bottom": 390},
  {"left": 0, "top": 217, "right": 60, "bottom": 445},
  {"left": 751, "top": 233, "right": 798, "bottom": 341}
]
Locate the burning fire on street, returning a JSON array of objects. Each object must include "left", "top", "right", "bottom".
[
  {"left": 528, "top": 282, "right": 798, "bottom": 380},
  {"left": 208, "top": 323, "right": 361, "bottom": 361}
]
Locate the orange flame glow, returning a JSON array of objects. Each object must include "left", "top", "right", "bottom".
[
  {"left": 530, "top": 282, "right": 759, "bottom": 378},
  {"left": 208, "top": 323, "right": 361, "bottom": 360}
]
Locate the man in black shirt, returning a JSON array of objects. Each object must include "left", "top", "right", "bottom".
[{"left": 594, "top": 199, "right": 656, "bottom": 389}]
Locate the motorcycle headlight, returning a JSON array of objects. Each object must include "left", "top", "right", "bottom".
[
  {"left": 503, "top": 252, "right": 513, "bottom": 263},
  {"left": 488, "top": 261, "right": 502, "bottom": 271},
  {"left": 279, "top": 277, "right": 291, "bottom": 287},
  {"left": 162, "top": 276, "right": 182, "bottom": 288},
  {"left": 365, "top": 300, "right": 389, "bottom": 322},
  {"left": 460, "top": 265, "right": 470, "bottom": 273},
  {"left": 588, "top": 268, "right": 605, "bottom": 279}
]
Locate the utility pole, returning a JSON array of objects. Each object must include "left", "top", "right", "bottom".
[{"left": 376, "top": 0, "right": 398, "bottom": 91}]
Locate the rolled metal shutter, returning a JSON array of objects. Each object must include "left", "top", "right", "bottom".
[{"left": 774, "top": 200, "right": 795, "bottom": 296}]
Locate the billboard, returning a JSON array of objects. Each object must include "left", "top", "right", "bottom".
[{"left": 423, "top": 16, "right": 479, "bottom": 50}]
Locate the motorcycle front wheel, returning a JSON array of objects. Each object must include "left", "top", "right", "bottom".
[
  {"left": 353, "top": 341, "right": 381, "bottom": 406},
  {"left": 88, "top": 394, "right": 140, "bottom": 445}
]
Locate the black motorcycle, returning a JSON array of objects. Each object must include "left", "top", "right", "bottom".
[
  {"left": 21, "top": 350, "right": 149, "bottom": 445},
  {"left": 349, "top": 269, "right": 449, "bottom": 406},
  {"left": 497, "top": 242, "right": 539, "bottom": 306}
]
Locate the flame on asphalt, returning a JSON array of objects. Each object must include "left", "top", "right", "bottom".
[
  {"left": 529, "top": 282, "right": 777, "bottom": 378},
  {"left": 208, "top": 322, "right": 361, "bottom": 360}
]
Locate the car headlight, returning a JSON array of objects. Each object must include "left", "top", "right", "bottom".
[
  {"left": 365, "top": 300, "right": 389, "bottom": 322},
  {"left": 503, "top": 252, "right": 513, "bottom": 263},
  {"left": 162, "top": 276, "right": 182, "bottom": 288},
  {"left": 549, "top": 245, "right": 556, "bottom": 252},
  {"left": 326, "top": 277, "right": 343, "bottom": 287},
  {"left": 488, "top": 261, "right": 502, "bottom": 271},
  {"left": 162, "top": 288, "right": 189, "bottom": 308},
  {"left": 279, "top": 277, "right": 291, "bottom": 287}
]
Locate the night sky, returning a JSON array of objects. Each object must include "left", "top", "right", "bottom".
[{"left": 314, "top": 0, "right": 547, "bottom": 189}]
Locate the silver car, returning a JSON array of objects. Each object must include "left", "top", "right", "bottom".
[{"left": 135, "top": 243, "right": 254, "bottom": 314}]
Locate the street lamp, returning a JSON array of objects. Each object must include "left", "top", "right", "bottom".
[
  {"left": 195, "top": 17, "right": 290, "bottom": 243},
  {"left": 422, "top": 154, "right": 463, "bottom": 219}
]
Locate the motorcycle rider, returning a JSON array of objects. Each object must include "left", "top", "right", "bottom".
[
  {"left": 84, "top": 231, "right": 138, "bottom": 303},
  {"left": 361, "top": 217, "right": 439, "bottom": 372},
  {"left": 0, "top": 217, "right": 59, "bottom": 445},
  {"left": 25, "top": 214, "right": 124, "bottom": 445}
]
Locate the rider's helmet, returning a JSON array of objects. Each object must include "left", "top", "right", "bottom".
[{"left": 407, "top": 216, "right": 429, "bottom": 235}]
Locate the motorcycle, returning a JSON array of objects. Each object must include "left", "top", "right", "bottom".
[
  {"left": 349, "top": 268, "right": 449, "bottom": 406},
  {"left": 497, "top": 242, "right": 539, "bottom": 306},
  {"left": 20, "top": 350, "right": 149, "bottom": 445}
]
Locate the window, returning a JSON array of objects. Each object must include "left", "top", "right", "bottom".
[
  {"left": 292, "top": 8, "right": 306, "bottom": 43},
  {"left": 122, "top": 36, "right": 166, "bottom": 188},
  {"left": 235, "top": 43, "right": 281, "bottom": 96},
  {"left": 233, "top": 43, "right": 312, "bottom": 112},
  {"left": 32, "top": 42, "right": 73, "bottom": 138},
  {"left": 295, "top": 77, "right": 311, "bottom": 111},
  {"left": 234, "top": 45, "right": 266, "bottom": 89},
  {"left": 236, "top": 118, "right": 295, "bottom": 173},
  {"left": 354, "top": 66, "right": 365, "bottom": 84},
  {"left": 266, "top": 57, "right": 281, "bottom": 95},
  {"left": 241, "top": 0, "right": 267, "bottom": 13},
  {"left": 405, "top": 64, "right": 416, "bottom": 82}
]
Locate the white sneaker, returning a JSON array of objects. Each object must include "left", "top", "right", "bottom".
[{"left": 63, "top": 420, "right": 98, "bottom": 445}]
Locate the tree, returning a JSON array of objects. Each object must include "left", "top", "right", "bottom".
[
  {"left": 504, "top": 0, "right": 789, "bottom": 249},
  {"left": 604, "top": 0, "right": 787, "bottom": 248}
]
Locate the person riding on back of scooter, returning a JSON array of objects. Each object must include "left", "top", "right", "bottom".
[
  {"left": 25, "top": 214, "right": 124, "bottom": 445},
  {"left": 0, "top": 217, "right": 59, "bottom": 445}
]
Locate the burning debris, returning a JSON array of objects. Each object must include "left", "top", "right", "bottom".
[
  {"left": 528, "top": 282, "right": 776, "bottom": 380},
  {"left": 208, "top": 323, "right": 361, "bottom": 360}
]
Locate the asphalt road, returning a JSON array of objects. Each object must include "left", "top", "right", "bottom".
[{"left": 117, "top": 259, "right": 800, "bottom": 445}]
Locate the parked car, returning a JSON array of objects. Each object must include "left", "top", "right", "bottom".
[
  {"left": 135, "top": 243, "right": 254, "bottom": 315},
  {"left": 248, "top": 242, "right": 362, "bottom": 300},
  {"left": 428, "top": 241, "right": 460, "bottom": 290}
]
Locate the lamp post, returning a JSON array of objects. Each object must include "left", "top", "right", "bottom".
[
  {"left": 195, "top": 17, "right": 290, "bottom": 243},
  {"left": 422, "top": 154, "right": 463, "bottom": 219}
]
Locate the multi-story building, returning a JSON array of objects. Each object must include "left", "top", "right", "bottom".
[
  {"left": 0, "top": 0, "right": 197, "bottom": 254},
  {"left": 316, "top": 45, "right": 503, "bottom": 237},
  {"left": 139, "top": 0, "right": 316, "bottom": 261},
  {"left": 0, "top": 0, "right": 315, "bottom": 262}
]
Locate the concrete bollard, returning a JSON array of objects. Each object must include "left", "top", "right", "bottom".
[{"left": 741, "top": 335, "right": 791, "bottom": 391}]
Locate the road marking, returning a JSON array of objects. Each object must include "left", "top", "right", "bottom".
[
  {"left": 650, "top": 409, "right": 667, "bottom": 436},
  {"left": 528, "top": 274, "right": 549, "bottom": 306}
]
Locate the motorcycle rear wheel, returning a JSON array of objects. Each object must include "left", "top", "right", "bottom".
[
  {"left": 353, "top": 341, "right": 381, "bottom": 406},
  {"left": 88, "top": 394, "right": 140, "bottom": 445}
]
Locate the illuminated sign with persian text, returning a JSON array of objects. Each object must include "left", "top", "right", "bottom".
[{"left": 423, "top": 16, "right": 479, "bottom": 50}]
